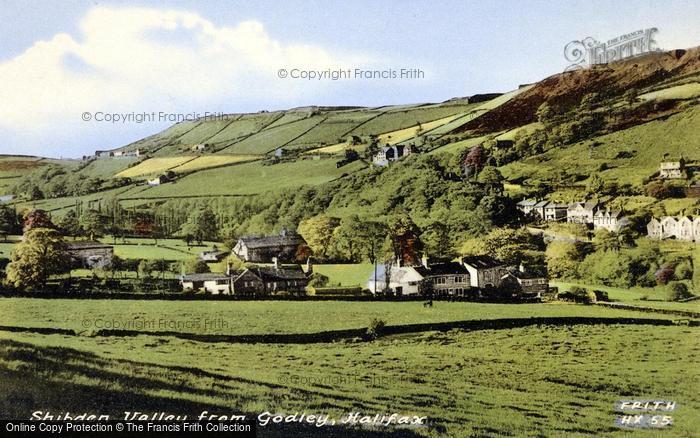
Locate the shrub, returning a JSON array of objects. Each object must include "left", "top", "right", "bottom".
[
  {"left": 307, "top": 272, "right": 330, "bottom": 288},
  {"left": 365, "top": 318, "right": 386, "bottom": 341},
  {"left": 666, "top": 282, "right": 692, "bottom": 302},
  {"left": 655, "top": 265, "right": 676, "bottom": 285},
  {"left": 593, "top": 290, "right": 609, "bottom": 302},
  {"left": 558, "top": 286, "right": 596, "bottom": 304},
  {"left": 674, "top": 261, "right": 693, "bottom": 280}
]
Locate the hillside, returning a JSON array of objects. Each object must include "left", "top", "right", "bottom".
[{"left": 2, "top": 45, "right": 699, "bottom": 229}]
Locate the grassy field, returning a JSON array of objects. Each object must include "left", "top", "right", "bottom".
[
  {"left": 116, "top": 156, "right": 197, "bottom": 178},
  {"left": 0, "top": 299, "right": 696, "bottom": 436},
  {"left": 0, "top": 299, "right": 688, "bottom": 336},
  {"left": 169, "top": 155, "right": 261, "bottom": 172},
  {"left": 552, "top": 281, "right": 700, "bottom": 313},
  {"left": 138, "top": 158, "right": 367, "bottom": 197},
  {"left": 640, "top": 82, "right": 700, "bottom": 101},
  {"left": 312, "top": 264, "right": 374, "bottom": 286}
]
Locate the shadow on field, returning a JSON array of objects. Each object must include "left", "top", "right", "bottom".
[
  {"left": 0, "top": 339, "right": 421, "bottom": 437},
  {"left": 0, "top": 316, "right": 696, "bottom": 344}
]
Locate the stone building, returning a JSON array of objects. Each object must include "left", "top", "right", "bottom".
[{"left": 65, "top": 242, "right": 114, "bottom": 269}]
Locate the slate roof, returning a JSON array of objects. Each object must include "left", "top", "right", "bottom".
[
  {"left": 505, "top": 266, "right": 547, "bottom": 280},
  {"left": 461, "top": 255, "right": 504, "bottom": 269},
  {"left": 414, "top": 261, "right": 469, "bottom": 277}
]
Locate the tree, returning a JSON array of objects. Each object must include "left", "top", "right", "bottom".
[
  {"left": 5, "top": 228, "right": 68, "bottom": 291},
  {"left": 463, "top": 145, "right": 487, "bottom": 177},
  {"left": 536, "top": 102, "right": 556, "bottom": 125},
  {"left": 181, "top": 208, "right": 219, "bottom": 244},
  {"left": 477, "top": 166, "right": 504, "bottom": 185},
  {"left": 58, "top": 209, "right": 81, "bottom": 238},
  {"left": 22, "top": 210, "right": 55, "bottom": 232},
  {"left": 666, "top": 281, "right": 692, "bottom": 301},
  {"left": 298, "top": 215, "right": 341, "bottom": 260},
  {"left": 0, "top": 205, "right": 17, "bottom": 241},
  {"left": 79, "top": 209, "right": 107, "bottom": 241},
  {"left": 586, "top": 173, "right": 605, "bottom": 195},
  {"left": 481, "top": 227, "right": 539, "bottom": 265},
  {"left": 386, "top": 214, "right": 422, "bottom": 266},
  {"left": 182, "top": 258, "right": 210, "bottom": 274}
]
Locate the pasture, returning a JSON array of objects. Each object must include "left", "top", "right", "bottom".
[{"left": 0, "top": 298, "right": 696, "bottom": 436}]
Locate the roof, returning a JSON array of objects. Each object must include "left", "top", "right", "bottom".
[
  {"left": 414, "top": 261, "right": 469, "bottom": 277},
  {"left": 181, "top": 273, "right": 229, "bottom": 282},
  {"left": 461, "top": 255, "right": 504, "bottom": 269},
  {"left": 568, "top": 200, "right": 598, "bottom": 210},
  {"left": 595, "top": 209, "right": 622, "bottom": 218},
  {"left": 545, "top": 203, "right": 568, "bottom": 209},
  {"left": 534, "top": 200, "right": 549, "bottom": 208},
  {"left": 238, "top": 233, "right": 306, "bottom": 249}
]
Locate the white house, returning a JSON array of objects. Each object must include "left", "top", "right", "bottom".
[
  {"left": 366, "top": 263, "right": 424, "bottom": 295},
  {"left": 593, "top": 209, "right": 628, "bottom": 232},
  {"left": 567, "top": 201, "right": 599, "bottom": 224}
]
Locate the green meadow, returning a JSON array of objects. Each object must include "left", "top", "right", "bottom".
[{"left": 0, "top": 299, "right": 696, "bottom": 436}]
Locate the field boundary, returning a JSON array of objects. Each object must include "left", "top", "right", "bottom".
[
  {"left": 595, "top": 302, "right": 700, "bottom": 319},
  {"left": 1, "top": 316, "right": 696, "bottom": 345}
]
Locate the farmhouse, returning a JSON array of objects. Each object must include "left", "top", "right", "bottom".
[
  {"left": 414, "top": 257, "right": 473, "bottom": 298},
  {"left": 372, "top": 145, "right": 413, "bottom": 166},
  {"left": 147, "top": 175, "right": 169, "bottom": 186},
  {"left": 593, "top": 209, "right": 628, "bottom": 232},
  {"left": 500, "top": 264, "right": 549, "bottom": 298},
  {"left": 544, "top": 203, "right": 568, "bottom": 222},
  {"left": 233, "top": 230, "right": 308, "bottom": 263},
  {"left": 461, "top": 255, "right": 509, "bottom": 289},
  {"left": 65, "top": 242, "right": 114, "bottom": 269},
  {"left": 251, "top": 262, "right": 309, "bottom": 294},
  {"left": 181, "top": 273, "right": 232, "bottom": 294},
  {"left": 648, "top": 216, "right": 700, "bottom": 242},
  {"left": 659, "top": 158, "right": 685, "bottom": 179},
  {"left": 199, "top": 247, "right": 229, "bottom": 262},
  {"left": 567, "top": 200, "right": 599, "bottom": 224},
  {"left": 366, "top": 264, "right": 424, "bottom": 296}
]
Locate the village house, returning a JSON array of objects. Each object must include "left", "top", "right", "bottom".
[
  {"left": 147, "top": 175, "right": 169, "bottom": 186},
  {"left": 500, "top": 264, "right": 549, "bottom": 299},
  {"left": 461, "top": 255, "right": 510, "bottom": 289},
  {"left": 593, "top": 209, "right": 629, "bottom": 232},
  {"left": 372, "top": 145, "right": 413, "bottom": 166},
  {"left": 648, "top": 216, "right": 700, "bottom": 242},
  {"left": 181, "top": 273, "right": 232, "bottom": 294},
  {"left": 659, "top": 158, "right": 686, "bottom": 179},
  {"left": 544, "top": 203, "right": 568, "bottom": 222},
  {"left": 192, "top": 144, "right": 208, "bottom": 152},
  {"left": 198, "top": 246, "right": 229, "bottom": 262},
  {"left": 233, "top": 230, "right": 308, "bottom": 263},
  {"left": 366, "top": 263, "right": 425, "bottom": 296},
  {"left": 413, "top": 257, "right": 473, "bottom": 298},
  {"left": 516, "top": 200, "right": 567, "bottom": 222},
  {"left": 567, "top": 200, "right": 599, "bottom": 224},
  {"left": 65, "top": 242, "right": 114, "bottom": 269},
  {"left": 181, "top": 258, "right": 309, "bottom": 295}
]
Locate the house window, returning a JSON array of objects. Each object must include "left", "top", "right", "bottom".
[{"left": 434, "top": 277, "right": 446, "bottom": 285}]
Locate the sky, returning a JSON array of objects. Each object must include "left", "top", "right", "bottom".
[{"left": 0, "top": 0, "right": 699, "bottom": 158}]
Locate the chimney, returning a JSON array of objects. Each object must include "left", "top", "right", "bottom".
[
  {"left": 421, "top": 254, "right": 429, "bottom": 268},
  {"left": 519, "top": 263, "right": 525, "bottom": 273},
  {"left": 226, "top": 261, "right": 232, "bottom": 276},
  {"left": 272, "top": 256, "right": 279, "bottom": 269},
  {"left": 305, "top": 257, "right": 313, "bottom": 275}
]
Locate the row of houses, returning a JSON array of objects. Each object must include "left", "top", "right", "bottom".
[
  {"left": 181, "top": 258, "right": 310, "bottom": 295},
  {"left": 372, "top": 145, "right": 414, "bottom": 166},
  {"left": 647, "top": 216, "right": 700, "bottom": 242},
  {"left": 366, "top": 255, "right": 549, "bottom": 299},
  {"left": 517, "top": 199, "right": 628, "bottom": 232}
]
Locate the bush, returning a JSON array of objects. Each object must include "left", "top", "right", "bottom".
[
  {"left": 307, "top": 272, "right": 330, "bottom": 288},
  {"left": 365, "top": 318, "right": 386, "bottom": 341},
  {"left": 655, "top": 265, "right": 676, "bottom": 285},
  {"left": 674, "top": 261, "right": 693, "bottom": 280},
  {"left": 666, "top": 282, "right": 693, "bottom": 302},
  {"left": 558, "top": 286, "right": 596, "bottom": 304},
  {"left": 593, "top": 290, "right": 609, "bottom": 302}
]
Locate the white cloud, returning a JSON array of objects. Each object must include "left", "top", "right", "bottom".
[{"left": 0, "top": 6, "right": 371, "bottom": 142}]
